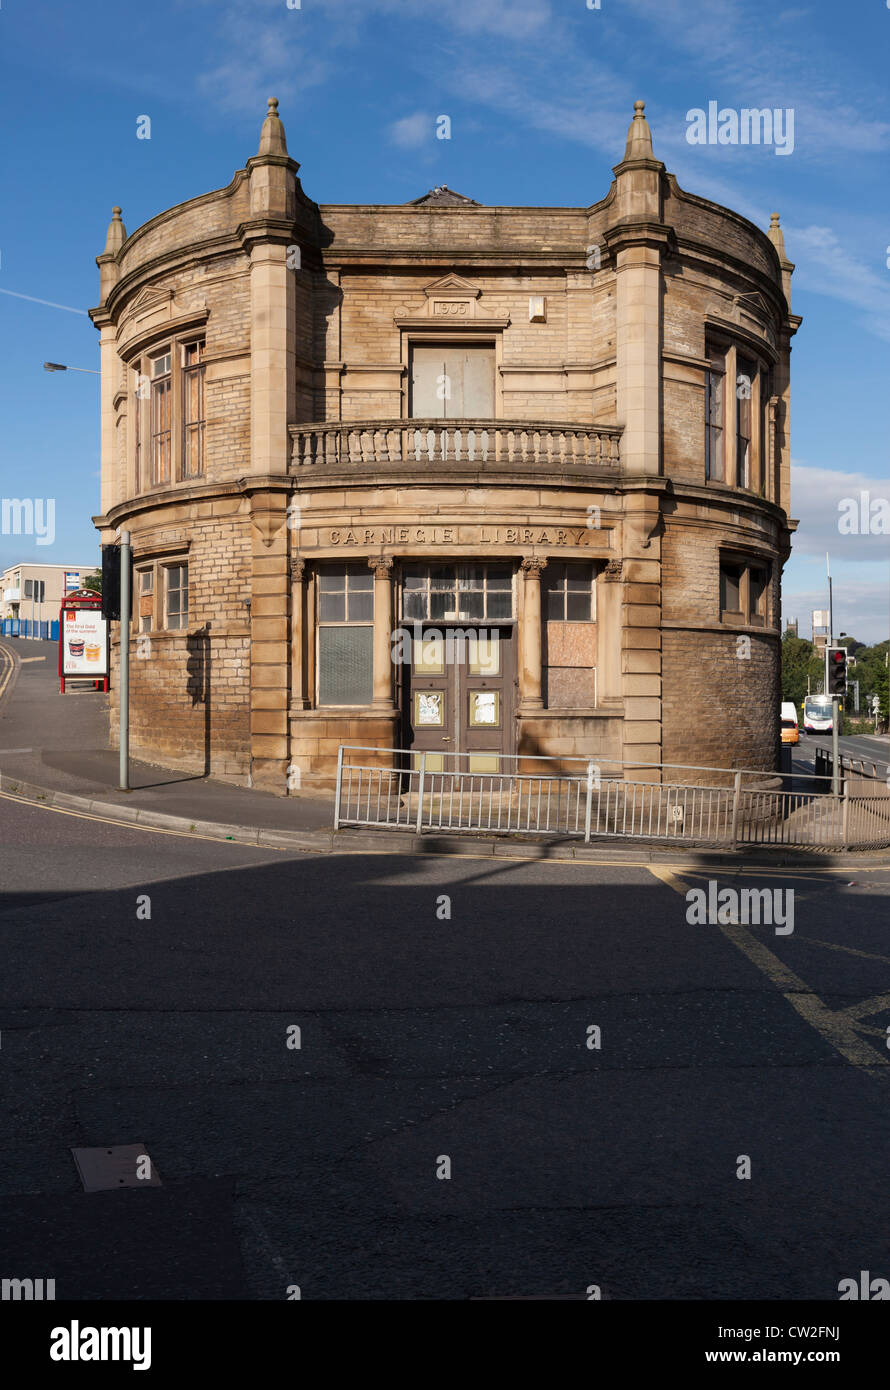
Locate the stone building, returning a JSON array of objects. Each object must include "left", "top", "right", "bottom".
[{"left": 90, "top": 99, "right": 799, "bottom": 792}]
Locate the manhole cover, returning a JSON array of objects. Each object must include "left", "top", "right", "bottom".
[{"left": 71, "top": 1144, "right": 162, "bottom": 1192}]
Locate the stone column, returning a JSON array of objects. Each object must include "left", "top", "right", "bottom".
[
  {"left": 607, "top": 102, "right": 666, "bottom": 481},
  {"left": 290, "top": 556, "right": 309, "bottom": 709},
  {"left": 249, "top": 490, "right": 290, "bottom": 792},
  {"left": 724, "top": 343, "right": 737, "bottom": 486},
  {"left": 519, "top": 557, "right": 547, "bottom": 710},
  {"left": 369, "top": 558, "right": 394, "bottom": 710}
]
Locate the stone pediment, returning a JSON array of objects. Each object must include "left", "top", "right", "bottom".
[
  {"left": 423, "top": 274, "right": 482, "bottom": 300},
  {"left": 129, "top": 286, "right": 175, "bottom": 315}
]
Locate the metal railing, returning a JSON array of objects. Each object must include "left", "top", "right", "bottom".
[
  {"left": 291, "top": 419, "right": 621, "bottom": 472},
  {"left": 333, "top": 746, "right": 890, "bottom": 850},
  {"left": 814, "top": 745, "right": 888, "bottom": 786},
  {"left": 0, "top": 618, "right": 58, "bottom": 640}
]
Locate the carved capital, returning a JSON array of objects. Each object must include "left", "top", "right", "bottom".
[
  {"left": 368, "top": 556, "right": 394, "bottom": 579},
  {"left": 520, "top": 556, "right": 548, "bottom": 579},
  {"left": 290, "top": 557, "right": 307, "bottom": 583},
  {"left": 603, "top": 558, "right": 623, "bottom": 581}
]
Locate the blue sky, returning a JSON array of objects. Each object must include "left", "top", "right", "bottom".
[{"left": 1, "top": 0, "right": 887, "bottom": 640}]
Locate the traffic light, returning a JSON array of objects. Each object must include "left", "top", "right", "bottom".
[
  {"left": 101, "top": 544, "right": 130, "bottom": 622},
  {"left": 826, "top": 645, "right": 847, "bottom": 697}
]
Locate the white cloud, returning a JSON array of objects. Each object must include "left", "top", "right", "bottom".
[
  {"left": 784, "top": 226, "right": 890, "bottom": 342},
  {"left": 790, "top": 464, "right": 890, "bottom": 559},
  {"left": 388, "top": 112, "right": 433, "bottom": 150},
  {"left": 783, "top": 577, "right": 888, "bottom": 646}
]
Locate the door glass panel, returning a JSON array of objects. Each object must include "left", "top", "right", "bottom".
[
  {"left": 469, "top": 690, "right": 499, "bottom": 727},
  {"left": 469, "top": 635, "right": 500, "bottom": 676},
  {"left": 415, "top": 636, "right": 445, "bottom": 674},
  {"left": 413, "top": 753, "right": 444, "bottom": 772},
  {"left": 415, "top": 691, "right": 445, "bottom": 726}
]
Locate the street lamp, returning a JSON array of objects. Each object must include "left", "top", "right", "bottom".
[{"left": 43, "top": 362, "right": 100, "bottom": 374}]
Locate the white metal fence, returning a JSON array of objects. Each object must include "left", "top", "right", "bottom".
[{"left": 333, "top": 746, "right": 890, "bottom": 850}]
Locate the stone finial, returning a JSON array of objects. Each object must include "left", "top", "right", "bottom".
[
  {"left": 103, "top": 206, "right": 126, "bottom": 256},
  {"left": 623, "top": 99, "right": 654, "bottom": 160},
  {"left": 767, "top": 211, "right": 787, "bottom": 259},
  {"left": 258, "top": 96, "right": 288, "bottom": 157}
]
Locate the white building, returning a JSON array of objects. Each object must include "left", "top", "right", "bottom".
[{"left": 1, "top": 562, "right": 98, "bottom": 637}]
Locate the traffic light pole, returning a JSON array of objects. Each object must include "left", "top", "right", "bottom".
[
  {"left": 119, "top": 531, "right": 131, "bottom": 791},
  {"left": 831, "top": 698, "right": 839, "bottom": 798}
]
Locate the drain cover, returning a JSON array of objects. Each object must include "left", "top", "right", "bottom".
[{"left": 71, "top": 1144, "right": 162, "bottom": 1192}]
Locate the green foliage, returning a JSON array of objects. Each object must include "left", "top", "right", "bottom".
[
  {"left": 780, "top": 632, "right": 813, "bottom": 709},
  {"left": 82, "top": 571, "right": 102, "bottom": 594},
  {"left": 782, "top": 632, "right": 889, "bottom": 719}
]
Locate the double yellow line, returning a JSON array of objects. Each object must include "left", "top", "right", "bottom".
[{"left": 0, "top": 642, "right": 15, "bottom": 704}]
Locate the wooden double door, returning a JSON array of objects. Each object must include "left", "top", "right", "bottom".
[{"left": 404, "top": 624, "right": 514, "bottom": 772}]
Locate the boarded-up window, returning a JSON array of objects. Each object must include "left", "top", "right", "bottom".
[
  {"left": 410, "top": 346, "right": 495, "bottom": 418},
  {"left": 543, "top": 563, "right": 597, "bottom": 709}
]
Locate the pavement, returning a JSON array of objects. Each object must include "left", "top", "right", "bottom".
[{"left": 1, "top": 635, "right": 887, "bottom": 868}]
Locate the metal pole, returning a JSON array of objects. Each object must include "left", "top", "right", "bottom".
[
  {"left": 119, "top": 532, "right": 131, "bottom": 791},
  {"left": 333, "top": 746, "right": 344, "bottom": 829},
  {"left": 831, "top": 696, "right": 839, "bottom": 799}
]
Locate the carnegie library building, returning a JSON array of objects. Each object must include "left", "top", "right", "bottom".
[{"left": 90, "top": 99, "right": 799, "bottom": 793}]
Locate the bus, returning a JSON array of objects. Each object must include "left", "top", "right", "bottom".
[{"left": 803, "top": 695, "right": 833, "bottom": 734}]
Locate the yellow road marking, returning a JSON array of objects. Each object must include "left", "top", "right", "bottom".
[
  {"left": 800, "top": 935, "right": 890, "bottom": 968},
  {"left": 0, "top": 644, "right": 14, "bottom": 702},
  {"left": 648, "top": 864, "right": 890, "bottom": 1082},
  {"left": 0, "top": 788, "right": 292, "bottom": 850},
  {"left": 838, "top": 992, "right": 890, "bottom": 1022}
]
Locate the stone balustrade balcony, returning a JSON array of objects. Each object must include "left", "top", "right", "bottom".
[{"left": 289, "top": 419, "right": 621, "bottom": 478}]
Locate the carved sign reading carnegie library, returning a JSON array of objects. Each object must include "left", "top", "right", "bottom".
[{"left": 318, "top": 525, "right": 607, "bottom": 547}]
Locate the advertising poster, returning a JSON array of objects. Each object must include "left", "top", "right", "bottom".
[{"left": 62, "top": 606, "right": 108, "bottom": 676}]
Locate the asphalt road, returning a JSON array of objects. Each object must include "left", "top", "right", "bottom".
[{"left": 2, "top": 789, "right": 890, "bottom": 1300}]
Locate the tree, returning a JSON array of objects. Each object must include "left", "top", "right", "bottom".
[
  {"left": 781, "top": 632, "right": 814, "bottom": 708},
  {"left": 82, "top": 571, "right": 102, "bottom": 594}
]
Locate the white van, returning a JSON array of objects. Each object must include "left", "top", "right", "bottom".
[{"left": 780, "top": 701, "right": 799, "bottom": 745}]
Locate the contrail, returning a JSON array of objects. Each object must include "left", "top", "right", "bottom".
[{"left": 0, "top": 288, "right": 88, "bottom": 315}]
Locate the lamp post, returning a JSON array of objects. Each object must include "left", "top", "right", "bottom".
[{"left": 43, "top": 362, "right": 100, "bottom": 375}]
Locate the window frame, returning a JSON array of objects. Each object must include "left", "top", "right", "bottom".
[
  {"left": 135, "top": 565, "right": 155, "bottom": 634},
  {"left": 315, "top": 563, "right": 375, "bottom": 707},
  {"left": 163, "top": 561, "right": 189, "bottom": 632},
  {"left": 181, "top": 340, "right": 206, "bottom": 480},
  {"left": 130, "top": 335, "right": 207, "bottom": 494},
  {"left": 705, "top": 336, "right": 770, "bottom": 495},
  {"left": 719, "top": 553, "right": 771, "bottom": 627},
  {"left": 400, "top": 562, "right": 515, "bottom": 623},
  {"left": 543, "top": 561, "right": 596, "bottom": 623}
]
